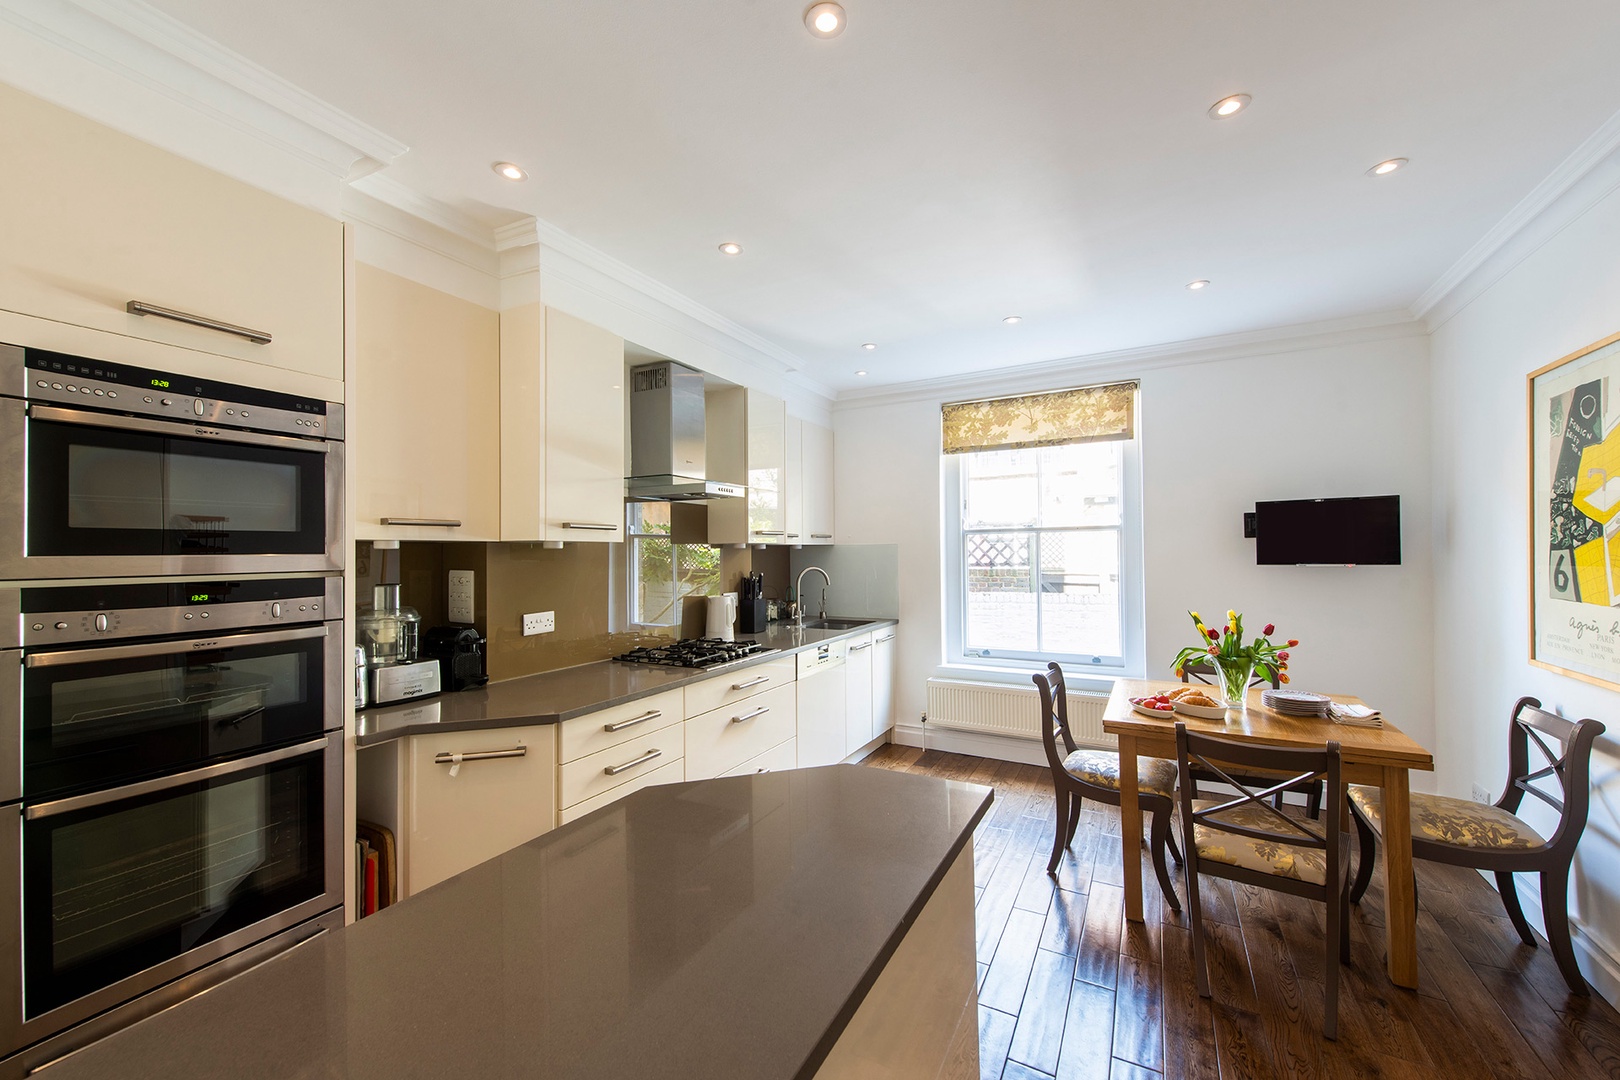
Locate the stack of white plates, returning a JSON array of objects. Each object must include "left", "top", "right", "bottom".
[{"left": 1261, "top": 689, "right": 1331, "bottom": 717}]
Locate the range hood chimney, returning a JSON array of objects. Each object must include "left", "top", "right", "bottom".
[{"left": 625, "top": 360, "right": 744, "bottom": 501}]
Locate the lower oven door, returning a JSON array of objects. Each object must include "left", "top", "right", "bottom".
[{"left": 0, "top": 736, "right": 342, "bottom": 1056}]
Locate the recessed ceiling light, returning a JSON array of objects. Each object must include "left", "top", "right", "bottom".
[
  {"left": 1367, "top": 157, "right": 1408, "bottom": 177},
  {"left": 1003, "top": 315, "right": 1023, "bottom": 325},
  {"left": 804, "top": 2, "right": 845, "bottom": 37},
  {"left": 718, "top": 242, "right": 742, "bottom": 256},
  {"left": 855, "top": 370, "right": 868, "bottom": 377},
  {"left": 1186, "top": 279, "right": 1210, "bottom": 290},
  {"left": 1207, "top": 94, "right": 1251, "bottom": 120},
  {"left": 861, "top": 342, "right": 876, "bottom": 350},
  {"left": 493, "top": 161, "right": 527, "bottom": 181}
]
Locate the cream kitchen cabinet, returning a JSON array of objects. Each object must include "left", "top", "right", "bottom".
[
  {"left": 556, "top": 690, "right": 685, "bottom": 821},
  {"left": 685, "top": 682, "right": 797, "bottom": 781},
  {"left": 351, "top": 264, "right": 502, "bottom": 540},
  {"left": 500, "top": 306, "right": 627, "bottom": 543},
  {"left": 872, "top": 627, "right": 897, "bottom": 738},
  {"left": 709, "top": 388, "right": 788, "bottom": 545},
  {"left": 845, "top": 633, "right": 875, "bottom": 754},
  {"left": 801, "top": 421, "right": 836, "bottom": 544},
  {"left": 355, "top": 725, "right": 557, "bottom": 899},
  {"left": 785, "top": 417, "right": 805, "bottom": 545},
  {"left": 0, "top": 82, "right": 343, "bottom": 385}
]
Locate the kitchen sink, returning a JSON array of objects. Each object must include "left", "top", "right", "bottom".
[{"left": 799, "top": 618, "right": 876, "bottom": 631}]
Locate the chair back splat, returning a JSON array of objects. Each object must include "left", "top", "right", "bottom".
[{"left": 1501, "top": 695, "right": 1606, "bottom": 857}]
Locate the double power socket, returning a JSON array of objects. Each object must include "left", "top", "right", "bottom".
[{"left": 447, "top": 570, "right": 554, "bottom": 635}]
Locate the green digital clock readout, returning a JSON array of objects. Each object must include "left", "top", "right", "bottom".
[
  {"left": 189, "top": 593, "right": 213, "bottom": 604},
  {"left": 150, "top": 378, "right": 170, "bottom": 389}
]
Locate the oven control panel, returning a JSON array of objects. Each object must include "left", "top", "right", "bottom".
[
  {"left": 3, "top": 343, "right": 345, "bottom": 440},
  {"left": 10, "top": 577, "right": 343, "bottom": 647}
]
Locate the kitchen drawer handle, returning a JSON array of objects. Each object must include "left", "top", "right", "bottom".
[
  {"left": 731, "top": 676, "right": 770, "bottom": 690},
  {"left": 848, "top": 642, "right": 873, "bottom": 651},
  {"left": 731, "top": 706, "right": 770, "bottom": 724},
  {"left": 877, "top": 634, "right": 894, "bottom": 643},
  {"left": 811, "top": 533, "right": 834, "bottom": 539},
  {"left": 604, "top": 748, "right": 663, "bottom": 776},
  {"left": 434, "top": 747, "right": 527, "bottom": 765},
  {"left": 753, "top": 530, "right": 786, "bottom": 537},
  {"left": 381, "top": 518, "right": 462, "bottom": 527},
  {"left": 563, "top": 522, "right": 618, "bottom": 531},
  {"left": 604, "top": 709, "right": 661, "bottom": 733},
  {"left": 126, "top": 300, "right": 272, "bottom": 345},
  {"left": 786, "top": 534, "right": 800, "bottom": 539}
]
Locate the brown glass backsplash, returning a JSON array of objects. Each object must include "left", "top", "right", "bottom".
[{"left": 355, "top": 540, "right": 793, "bottom": 683}]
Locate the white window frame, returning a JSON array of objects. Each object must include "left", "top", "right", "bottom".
[{"left": 942, "top": 436, "right": 1145, "bottom": 682}]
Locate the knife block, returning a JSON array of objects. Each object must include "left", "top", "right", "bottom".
[{"left": 737, "top": 599, "right": 769, "bottom": 634}]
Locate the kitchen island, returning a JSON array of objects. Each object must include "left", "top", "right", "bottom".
[{"left": 39, "top": 764, "right": 988, "bottom": 1080}]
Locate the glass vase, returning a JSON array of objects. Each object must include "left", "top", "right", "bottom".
[{"left": 1207, "top": 655, "right": 1254, "bottom": 709}]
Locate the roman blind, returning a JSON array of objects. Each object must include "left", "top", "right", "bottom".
[{"left": 941, "top": 380, "right": 1137, "bottom": 455}]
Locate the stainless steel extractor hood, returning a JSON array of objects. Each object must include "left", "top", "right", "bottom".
[{"left": 626, "top": 360, "right": 744, "bottom": 501}]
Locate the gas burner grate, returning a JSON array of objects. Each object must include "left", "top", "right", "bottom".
[{"left": 614, "top": 638, "right": 776, "bottom": 670}]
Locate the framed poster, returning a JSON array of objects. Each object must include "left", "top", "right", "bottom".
[{"left": 1530, "top": 330, "right": 1620, "bottom": 690}]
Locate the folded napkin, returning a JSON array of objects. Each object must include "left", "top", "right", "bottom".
[{"left": 1330, "top": 702, "right": 1383, "bottom": 728}]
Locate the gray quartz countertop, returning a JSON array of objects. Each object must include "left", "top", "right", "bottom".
[
  {"left": 355, "top": 618, "right": 897, "bottom": 746},
  {"left": 44, "top": 764, "right": 991, "bottom": 1080}
]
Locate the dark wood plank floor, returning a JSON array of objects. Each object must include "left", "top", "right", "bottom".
[{"left": 859, "top": 745, "right": 1620, "bottom": 1080}]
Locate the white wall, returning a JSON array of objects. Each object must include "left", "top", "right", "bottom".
[
  {"left": 835, "top": 330, "right": 1436, "bottom": 758},
  {"left": 1430, "top": 174, "right": 1620, "bottom": 994}
]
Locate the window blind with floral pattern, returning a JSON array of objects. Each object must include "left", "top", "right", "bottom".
[{"left": 940, "top": 380, "right": 1137, "bottom": 455}]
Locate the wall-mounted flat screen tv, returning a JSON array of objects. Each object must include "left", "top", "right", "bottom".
[{"left": 1254, "top": 495, "right": 1401, "bottom": 565}]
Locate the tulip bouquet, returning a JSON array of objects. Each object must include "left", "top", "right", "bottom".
[{"left": 1172, "top": 609, "right": 1298, "bottom": 708}]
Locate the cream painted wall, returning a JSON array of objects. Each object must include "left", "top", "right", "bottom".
[
  {"left": 834, "top": 332, "right": 1435, "bottom": 766},
  {"left": 1430, "top": 176, "right": 1620, "bottom": 994}
]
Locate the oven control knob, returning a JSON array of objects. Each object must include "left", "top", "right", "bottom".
[
  {"left": 94, "top": 613, "right": 109, "bottom": 632},
  {"left": 271, "top": 602, "right": 282, "bottom": 619},
  {"left": 194, "top": 399, "right": 206, "bottom": 416}
]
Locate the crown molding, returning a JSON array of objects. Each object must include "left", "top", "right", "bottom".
[
  {"left": 835, "top": 309, "right": 1424, "bottom": 410},
  {"left": 0, "top": 0, "right": 407, "bottom": 183},
  {"left": 1412, "top": 103, "right": 1620, "bottom": 327}
]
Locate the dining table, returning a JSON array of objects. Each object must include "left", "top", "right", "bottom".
[{"left": 1102, "top": 679, "right": 1435, "bottom": 989}]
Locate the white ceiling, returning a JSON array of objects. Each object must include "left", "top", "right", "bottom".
[{"left": 146, "top": 0, "right": 1620, "bottom": 393}]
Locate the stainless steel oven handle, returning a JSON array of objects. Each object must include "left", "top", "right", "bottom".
[
  {"left": 24, "top": 624, "right": 328, "bottom": 668},
  {"left": 24, "top": 736, "right": 331, "bottom": 820},
  {"left": 26, "top": 404, "right": 333, "bottom": 452}
]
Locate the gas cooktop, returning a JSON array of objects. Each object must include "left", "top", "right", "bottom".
[{"left": 614, "top": 638, "right": 777, "bottom": 670}]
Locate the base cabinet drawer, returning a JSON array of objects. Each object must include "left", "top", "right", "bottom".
[
  {"left": 559, "top": 725, "right": 685, "bottom": 810},
  {"left": 558, "top": 757, "right": 686, "bottom": 825},
  {"left": 684, "top": 656, "right": 797, "bottom": 718},
  {"left": 686, "top": 682, "right": 797, "bottom": 781},
  {"left": 722, "top": 738, "right": 797, "bottom": 777},
  {"left": 405, "top": 726, "right": 556, "bottom": 896},
  {"left": 559, "top": 689, "right": 684, "bottom": 764}
]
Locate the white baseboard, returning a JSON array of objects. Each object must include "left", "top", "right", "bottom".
[{"left": 1492, "top": 870, "right": 1620, "bottom": 1008}]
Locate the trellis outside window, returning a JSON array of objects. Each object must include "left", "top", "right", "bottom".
[{"left": 943, "top": 381, "right": 1142, "bottom": 672}]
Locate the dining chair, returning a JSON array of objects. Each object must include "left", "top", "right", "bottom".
[
  {"left": 1348, "top": 695, "right": 1606, "bottom": 995},
  {"left": 1180, "top": 661, "right": 1324, "bottom": 818},
  {"left": 1175, "top": 722, "right": 1350, "bottom": 1039},
  {"left": 1034, "top": 663, "right": 1183, "bottom": 912}
]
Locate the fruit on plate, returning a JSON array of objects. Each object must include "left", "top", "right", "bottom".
[{"left": 1129, "top": 694, "right": 1174, "bottom": 713}]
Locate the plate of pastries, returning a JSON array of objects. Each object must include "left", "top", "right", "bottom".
[{"left": 1167, "top": 686, "right": 1228, "bottom": 719}]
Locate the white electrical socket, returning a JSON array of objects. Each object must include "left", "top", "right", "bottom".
[
  {"left": 447, "top": 570, "right": 475, "bottom": 624},
  {"left": 522, "top": 611, "right": 555, "bottom": 636},
  {"left": 1471, "top": 783, "right": 1492, "bottom": 803}
]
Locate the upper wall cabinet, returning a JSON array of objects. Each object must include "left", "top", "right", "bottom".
[
  {"left": 0, "top": 84, "right": 343, "bottom": 384},
  {"left": 801, "top": 421, "right": 836, "bottom": 544},
  {"left": 501, "top": 306, "right": 626, "bottom": 543},
  {"left": 710, "top": 389, "right": 787, "bottom": 545},
  {"left": 351, "top": 264, "right": 501, "bottom": 541}
]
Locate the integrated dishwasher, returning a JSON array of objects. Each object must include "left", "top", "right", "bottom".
[{"left": 794, "top": 639, "right": 848, "bottom": 769}]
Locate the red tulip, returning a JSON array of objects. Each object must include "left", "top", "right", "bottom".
[
  {"left": 1278, "top": 651, "right": 1290, "bottom": 661},
  {"left": 1263, "top": 623, "right": 1275, "bottom": 636},
  {"left": 1207, "top": 646, "right": 1218, "bottom": 656},
  {"left": 1286, "top": 639, "right": 1299, "bottom": 647},
  {"left": 1279, "top": 673, "right": 1291, "bottom": 684},
  {"left": 1207, "top": 628, "right": 1219, "bottom": 641}
]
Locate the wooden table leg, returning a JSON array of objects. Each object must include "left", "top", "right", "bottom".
[
  {"left": 1119, "top": 733, "right": 1144, "bottom": 923},
  {"left": 1380, "top": 766, "right": 1419, "bottom": 988}
]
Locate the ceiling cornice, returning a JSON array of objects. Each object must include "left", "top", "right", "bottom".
[
  {"left": 0, "top": 0, "right": 408, "bottom": 180},
  {"left": 835, "top": 310, "right": 1425, "bottom": 410},
  {"left": 1412, "top": 103, "right": 1620, "bottom": 327}
]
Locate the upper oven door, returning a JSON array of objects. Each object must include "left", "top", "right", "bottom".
[
  {"left": 0, "top": 400, "right": 342, "bottom": 578},
  {"left": 17, "top": 624, "right": 342, "bottom": 804}
]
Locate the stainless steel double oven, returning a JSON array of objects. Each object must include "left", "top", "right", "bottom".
[{"left": 0, "top": 344, "right": 346, "bottom": 1071}]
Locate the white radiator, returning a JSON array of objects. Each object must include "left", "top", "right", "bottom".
[{"left": 924, "top": 678, "right": 1110, "bottom": 745}]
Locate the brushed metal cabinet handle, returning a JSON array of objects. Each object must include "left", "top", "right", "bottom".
[
  {"left": 730, "top": 676, "right": 770, "bottom": 690},
  {"left": 731, "top": 706, "right": 770, "bottom": 724},
  {"left": 434, "top": 747, "right": 527, "bottom": 765},
  {"left": 380, "top": 518, "right": 462, "bottom": 527},
  {"left": 604, "top": 709, "right": 661, "bottom": 733},
  {"left": 563, "top": 522, "right": 618, "bottom": 531},
  {"left": 811, "top": 533, "right": 834, "bottom": 539},
  {"left": 127, "top": 300, "right": 272, "bottom": 345},
  {"left": 847, "top": 642, "right": 873, "bottom": 651},
  {"left": 753, "top": 531, "right": 785, "bottom": 537},
  {"left": 604, "top": 748, "right": 663, "bottom": 776}
]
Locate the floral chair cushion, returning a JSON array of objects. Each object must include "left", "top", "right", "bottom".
[
  {"left": 1062, "top": 750, "right": 1178, "bottom": 800},
  {"left": 1348, "top": 785, "right": 1545, "bottom": 851},
  {"left": 1191, "top": 798, "right": 1329, "bottom": 886}
]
